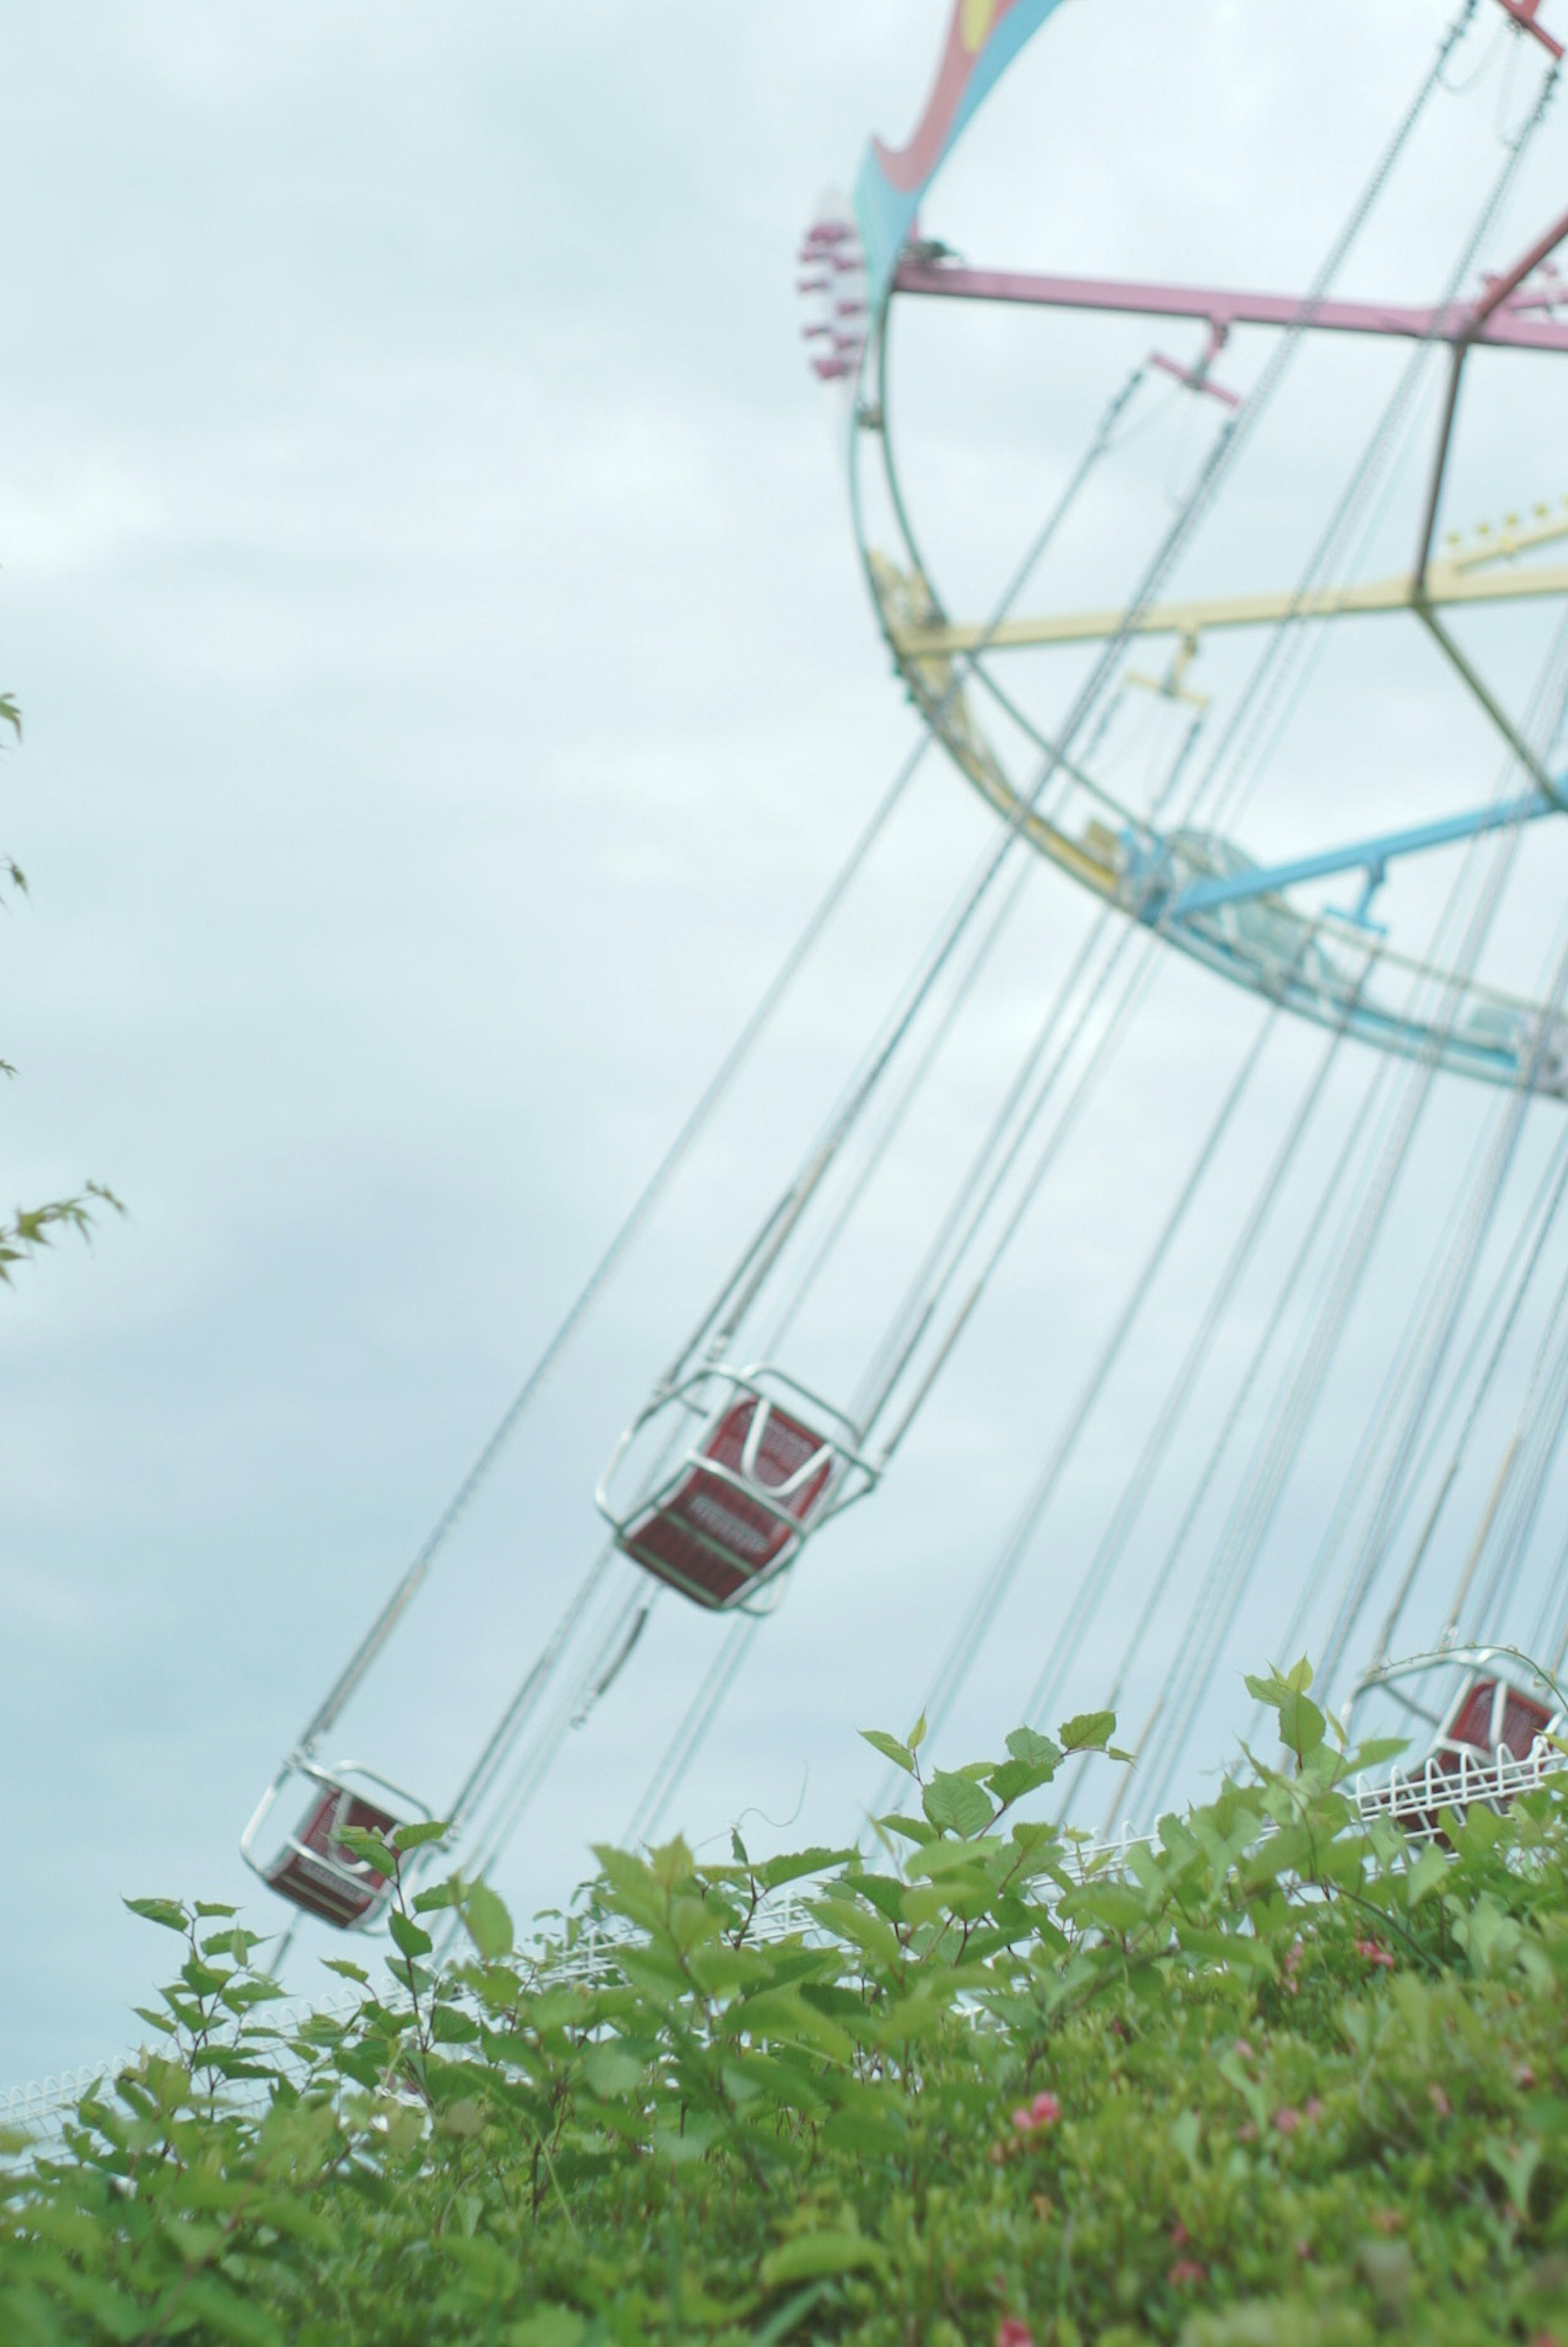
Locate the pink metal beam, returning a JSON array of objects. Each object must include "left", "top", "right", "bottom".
[
  {"left": 1497, "top": 0, "right": 1564, "bottom": 60},
  {"left": 891, "top": 262, "right": 1568, "bottom": 355}
]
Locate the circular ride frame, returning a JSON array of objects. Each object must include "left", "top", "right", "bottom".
[{"left": 832, "top": 0, "right": 1568, "bottom": 1098}]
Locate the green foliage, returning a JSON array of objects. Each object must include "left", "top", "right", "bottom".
[
  {"left": 8, "top": 1674, "right": 1568, "bottom": 2344},
  {"left": 0, "top": 688, "right": 122, "bottom": 1281}
]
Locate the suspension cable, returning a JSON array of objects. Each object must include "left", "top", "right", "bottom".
[
  {"left": 1375, "top": 1118, "right": 1568, "bottom": 1657},
  {"left": 1276, "top": 1096, "right": 1558, "bottom": 1675},
  {"left": 1025, "top": 986, "right": 1361, "bottom": 1740},
  {"left": 1134, "top": 812, "right": 1537, "bottom": 1817},
  {"left": 1470, "top": 1254, "right": 1568, "bottom": 1641},
  {"left": 456, "top": 0, "right": 1493, "bottom": 1855},
  {"left": 285, "top": 367, "right": 1153, "bottom": 1785},
  {"left": 1089, "top": 1040, "right": 1400, "bottom": 1832},
  {"left": 625, "top": 1614, "right": 762, "bottom": 1849}
]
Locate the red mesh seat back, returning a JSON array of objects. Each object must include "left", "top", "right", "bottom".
[
  {"left": 1442, "top": 1678, "right": 1497, "bottom": 1758},
  {"left": 1500, "top": 1686, "right": 1552, "bottom": 1759},
  {"left": 266, "top": 1787, "right": 396, "bottom": 1928},
  {"left": 702, "top": 1399, "right": 835, "bottom": 1523},
  {"left": 617, "top": 1394, "right": 840, "bottom": 1607}
]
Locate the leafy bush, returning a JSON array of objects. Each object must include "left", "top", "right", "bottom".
[{"left": 6, "top": 1664, "right": 1568, "bottom": 2345}]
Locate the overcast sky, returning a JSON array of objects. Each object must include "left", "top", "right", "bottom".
[{"left": 5, "top": 0, "right": 1568, "bottom": 2083}]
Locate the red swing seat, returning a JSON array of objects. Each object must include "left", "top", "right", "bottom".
[
  {"left": 262, "top": 1780, "right": 399, "bottom": 1929},
  {"left": 1358, "top": 1671, "right": 1557, "bottom": 1841},
  {"left": 618, "top": 1390, "right": 840, "bottom": 1609},
  {"left": 1434, "top": 1675, "right": 1552, "bottom": 1768}
]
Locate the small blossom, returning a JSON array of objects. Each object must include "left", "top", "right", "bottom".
[
  {"left": 1011, "top": 2090, "right": 1061, "bottom": 2134},
  {"left": 1354, "top": 1936, "right": 1395, "bottom": 1970},
  {"left": 1169, "top": 2220, "right": 1191, "bottom": 2249},
  {"left": 996, "top": 2321, "right": 1035, "bottom": 2347},
  {"left": 1168, "top": 2260, "right": 1206, "bottom": 2287},
  {"left": 1274, "top": 2106, "right": 1301, "bottom": 2135},
  {"left": 1516, "top": 2063, "right": 1538, "bottom": 2089},
  {"left": 1305, "top": 2097, "right": 1323, "bottom": 2122},
  {"left": 1428, "top": 2084, "right": 1452, "bottom": 2119},
  {"left": 1295, "top": 2239, "right": 1313, "bottom": 2262},
  {"left": 1234, "top": 2039, "right": 1255, "bottom": 2060},
  {"left": 1284, "top": 1939, "right": 1305, "bottom": 1974}
]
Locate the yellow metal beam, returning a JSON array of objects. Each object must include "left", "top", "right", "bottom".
[{"left": 890, "top": 560, "right": 1568, "bottom": 658}]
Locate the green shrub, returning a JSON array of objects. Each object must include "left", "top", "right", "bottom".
[{"left": 6, "top": 1663, "right": 1568, "bottom": 2344}]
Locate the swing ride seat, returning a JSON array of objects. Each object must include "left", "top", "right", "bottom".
[
  {"left": 602, "top": 1371, "right": 869, "bottom": 1611},
  {"left": 241, "top": 1760, "right": 429, "bottom": 1930},
  {"left": 263, "top": 1782, "right": 398, "bottom": 1928},
  {"left": 1354, "top": 1654, "right": 1564, "bottom": 1842}
]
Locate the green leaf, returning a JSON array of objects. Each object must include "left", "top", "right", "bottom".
[
  {"left": 1005, "top": 1726, "right": 1062, "bottom": 1769},
  {"left": 907, "top": 1711, "right": 928, "bottom": 1752},
  {"left": 320, "top": 1957, "right": 370, "bottom": 1984},
  {"left": 1278, "top": 1687, "right": 1326, "bottom": 1758},
  {"left": 750, "top": 2282, "right": 839, "bottom": 2347},
  {"left": 1059, "top": 1710, "right": 1116, "bottom": 1753},
  {"left": 754, "top": 1845, "right": 856, "bottom": 1891},
  {"left": 387, "top": 1908, "right": 434, "bottom": 1959},
  {"left": 875, "top": 1812, "right": 938, "bottom": 1847},
  {"left": 1405, "top": 1845, "right": 1450, "bottom": 1909},
  {"left": 459, "top": 1882, "right": 514, "bottom": 1961},
  {"left": 411, "top": 1880, "right": 460, "bottom": 1914},
  {"left": 1484, "top": 2137, "right": 1542, "bottom": 2219},
  {"left": 177, "top": 2275, "right": 287, "bottom": 2346},
  {"left": 508, "top": 2308, "right": 587, "bottom": 2347},
  {"left": 583, "top": 2042, "right": 645, "bottom": 2100},
  {"left": 1244, "top": 1670, "right": 1292, "bottom": 1710},
  {"left": 392, "top": 1817, "right": 452, "bottom": 1853},
  {"left": 338, "top": 1825, "right": 398, "bottom": 1876},
  {"left": 922, "top": 1770, "right": 995, "bottom": 1839},
  {"left": 987, "top": 1756, "right": 1056, "bottom": 1806},
  {"left": 760, "top": 2230, "right": 887, "bottom": 2289},
  {"left": 123, "top": 1896, "right": 188, "bottom": 1933},
  {"left": 859, "top": 1729, "right": 914, "bottom": 1774}
]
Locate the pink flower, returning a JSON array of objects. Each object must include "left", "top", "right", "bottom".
[
  {"left": 996, "top": 2322, "right": 1035, "bottom": 2347},
  {"left": 1234, "top": 2039, "right": 1255, "bottom": 2060},
  {"left": 1010, "top": 2090, "right": 1061, "bottom": 2134},
  {"left": 1305, "top": 2097, "right": 1323, "bottom": 2122},
  {"left": 1168, "top": 2260, "right": 1206, "bottom": 2287},
  {"left": 1354, "top": 1937, "right": 1395, "bottom": 1970},
  {"left": 1516, "top": 2063, "right": 1538, "bottom": 2090},
  {"left": 1169, "top": 2220, "right": 1191, "bottom": 2249},
  {"left": 1428, "top": 2084, "right": 1452, "bottom": 2118},
  {"left": 1273, "top": 2106, "right": 1301, "bottom": 2135}
]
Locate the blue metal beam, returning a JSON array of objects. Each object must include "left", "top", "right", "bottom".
[{"left": 1164, "top": 785, "right": 1561, "bottom": 921}]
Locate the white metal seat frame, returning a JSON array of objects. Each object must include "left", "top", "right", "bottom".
[
  {"left": 1348, "top": 1644, "right": 1566, "bottom": 1841},
  {"left": 597, "top": 1363, "right": 878, "bottom": 1611},
  {"left": 241, "top": 1755, "right": 432, "bottom": 1929}
]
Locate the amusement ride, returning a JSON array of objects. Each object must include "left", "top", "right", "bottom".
[{"left": 243, "top": 0, "right": 1568, "bottom": 1941}]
